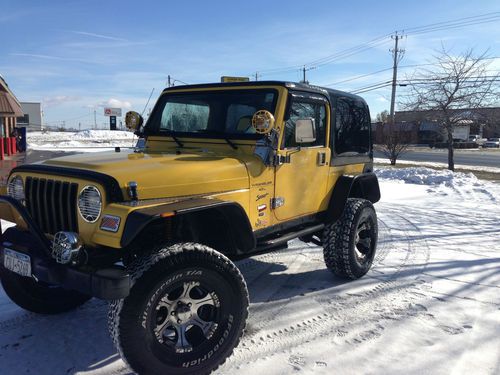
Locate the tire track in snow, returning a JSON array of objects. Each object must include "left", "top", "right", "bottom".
[
  {"left": 238, "top": 218, "right": 393, "bottom": 337},
  {"left": 221, "top": 211, "right": 432, "bottom": 371}
]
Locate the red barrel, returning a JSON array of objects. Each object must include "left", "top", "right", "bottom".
[
  {"left": 10, "top": 137, "right": 16, "bottom": 154},
  {"left": 5, "top": 137, "right": 11, "bottom": 156}
]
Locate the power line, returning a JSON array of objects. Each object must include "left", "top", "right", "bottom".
[
  {"left": 349, "top": 75, "right": 500, "bottom": 94},
  {"left": 323, "top": 64, "right": 433, "bottom": 87},
  {"left": 351, "top": 84, "right": 392, "bottom": 95},
  {"left": 403, "top": 12, "right": 500, "bottom": 35},
  {"left": 399, "top": 77, "right": 500, "bottom": 86},
  {"left": 324, "top": 57, "right": 500, "bottom": 87},
  {"left": 323, "top": 67, "right": 394, "bottom": 86},
  {"left": 247, "top": 12, "right": 500, "bottom": 80},
  {"left": 350, "top": 80, "right": 393, "bottom": 94},
  {"left": 404, "top": 11, "right": 500, "bottom": 31},
  {"left": 253, "top": 34, "right": 393, "bottom": 78},
  {"left": 304, "top": 35, "right": 392, "bottom": 68},
  {"left": 43, "top": 112, "right": 91, "bottom": 124}
]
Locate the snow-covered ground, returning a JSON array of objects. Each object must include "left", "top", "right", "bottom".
[
  {"left": 27, "top": 130, "right": 137, "bottom": 152},
  {"left": 0, "top": 165, "right": 499, "bottom": 374}
]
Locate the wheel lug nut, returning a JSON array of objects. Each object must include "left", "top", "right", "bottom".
[
  {"left": 187, "top": 303, "right": 192, "bottom": 307},
  {"left": 177, "top": 319, "right": 182, "bottom": 324},
  {"left": 171, "top": 311, "right": 175, "bottom": 315}
]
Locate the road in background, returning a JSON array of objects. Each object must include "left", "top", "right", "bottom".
[{"left": 374, "top": 148, "right": 500, "bottom": 167}]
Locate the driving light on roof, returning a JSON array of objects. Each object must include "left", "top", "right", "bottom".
[{"left": 221, "top": 76, "right": 249, "bottom": 83}]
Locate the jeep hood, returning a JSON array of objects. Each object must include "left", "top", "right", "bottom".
[{"left": 41, "top": 150, "right": 250, "bottom": 200}]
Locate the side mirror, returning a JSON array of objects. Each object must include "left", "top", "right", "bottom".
[
  {"left": 125, "top": 111, "right": 144, "bottom": 132},
  {"left": 295, "top": 118, "right": 316, "bottom": 144}
]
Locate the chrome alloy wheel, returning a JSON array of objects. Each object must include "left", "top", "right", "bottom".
[
  {"left": 354, "top": 219, "right": 374, "bottom": 264},
  {"left": 153, "top": 281, "right": 220, "bottom": 353}
]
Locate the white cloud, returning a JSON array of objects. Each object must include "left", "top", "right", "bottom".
[
  {"left": 70, "top": 30, "right": 128, "bottom": 42},
  {"left": 96, "top": 98, "right": 132, "bottom": 109},
  {"left": 42, "top": 95, "right": 80, "bottom": 108},
  {"left": 9, "top": 53, "right": 101, "bottom": 64}
]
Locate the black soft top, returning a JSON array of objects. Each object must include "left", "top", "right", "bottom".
[{"left": 162, "top": 80, "right": 366, "bottom": 104}]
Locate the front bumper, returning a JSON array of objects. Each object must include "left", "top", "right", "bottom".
[{"left": 0, "top": 195, "right": 130, "bottom": 300}]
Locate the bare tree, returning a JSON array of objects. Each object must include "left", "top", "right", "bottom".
[
  {"left": 402, "top": 48, "right": 499, "bottom": 171},
  {"left": 376, "top": 110, "right": 389, "bottom": 123},
  {"left": 376, "top": 123, "right": 413, "bottom": 165}
]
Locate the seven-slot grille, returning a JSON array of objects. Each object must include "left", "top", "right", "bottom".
[{"left": 25, "top": 177, "right": 79, "bottom": 235}]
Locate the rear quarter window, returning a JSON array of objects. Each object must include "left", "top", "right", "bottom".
[{"left": 334, "top": 97, "right": 370, "bottom": 155}]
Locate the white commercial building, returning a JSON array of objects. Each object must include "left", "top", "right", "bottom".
[{"left": 17, "top": 102, "right": 43, "bottom": 130}]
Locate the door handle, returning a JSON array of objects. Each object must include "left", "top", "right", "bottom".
[{"left": 317, "top": 151, "right": 327, "bottom": 166}]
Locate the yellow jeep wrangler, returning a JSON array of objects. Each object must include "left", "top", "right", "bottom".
[{"left": 0, "top": 81, "right": 380, "bottom": 374}]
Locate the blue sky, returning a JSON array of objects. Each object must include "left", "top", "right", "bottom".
[{"left": 1, "top": 0, "right": 499, "bottom": 129}]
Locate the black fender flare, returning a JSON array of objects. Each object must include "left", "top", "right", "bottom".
[
  {"left": 120, "top": 198, "right": 256, "bottom": 253},
  {"left": 324, "top": 172, "right": 380, "bottom": 223}
]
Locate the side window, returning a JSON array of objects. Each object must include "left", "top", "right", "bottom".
[
  {"left": 283, "top": 99, "right": 326, "bottom": 148},
  {"left": 335, "top": 97, "right": 370, "bottom": 155}
]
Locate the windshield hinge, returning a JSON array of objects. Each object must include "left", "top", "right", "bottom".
[{"left": 224, "top": 137, "right": 238, "bottom": 150}]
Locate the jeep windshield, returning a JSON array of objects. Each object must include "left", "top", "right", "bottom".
[{"left": 145, "top": 89, "right": 278, "bottom": 139}]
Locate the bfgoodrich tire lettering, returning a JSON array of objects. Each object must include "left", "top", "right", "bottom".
[
  {"left": 108, "top": 242, "right": 249, "bottom": 375},
  {"left": 323, "top": 198, "right": 378, "bottom": 279}
]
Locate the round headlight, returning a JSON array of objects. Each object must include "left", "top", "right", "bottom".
[
  {"left": 7, "top": 175, "right": 25, "bottom": 201},
  {"left": 78, "top": 186, "right": 102, "bottom": 223}
]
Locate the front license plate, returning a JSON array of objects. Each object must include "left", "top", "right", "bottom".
[{"left": 3, "top": 249, "right": 31, "bottom": 277}]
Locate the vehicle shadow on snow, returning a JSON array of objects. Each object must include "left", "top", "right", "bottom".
[
  {"left": 0, "top": 295, "right": 132, "bottom": 375},
  {"left": 238, "top": 256, "right": 354, "bottom": 304}
]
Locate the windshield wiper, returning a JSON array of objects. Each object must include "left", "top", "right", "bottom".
[
  {"left": 165, "top": 130, "right": 183, "bottom": 148},
  {"left": 196, "top": 129, "right": 238, "bottom": 150}
]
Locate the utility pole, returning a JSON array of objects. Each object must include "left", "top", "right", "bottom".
[
  {"left": 301, "top": 66, "right": 315, "bottom": 84},
  {"left": 167, "top": 75, "right": 171, "bottom": 87},
  {"left": 93, "top": 110, "right": 97, "bottom": 129},
  {"left": 389, "top": 32, "right": 405, "bottom": 125},
  {"left": 254, "top": 72, "right": 260, "bottom": 81}
]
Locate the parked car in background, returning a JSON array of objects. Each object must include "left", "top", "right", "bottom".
[
  {"left": 483, "top": 137, "right": 500, "bottom": 148},
  {"left": 468, "top": 134, "right": 487, "bottom": 146}
]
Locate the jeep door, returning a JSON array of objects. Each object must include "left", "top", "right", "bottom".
[{"left": 273, "top": 92, "right": 331, "bottom": 221}]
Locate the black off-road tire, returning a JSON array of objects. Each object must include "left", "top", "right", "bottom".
[
  {"left": 323, "top": 198, "right": 378, "bottom": 279},
  {"left": 0, "top": 268, "right": 91, "bottom": 314},
  {"left": 108, "top": 242, "right": 249, "bottom": 375}
]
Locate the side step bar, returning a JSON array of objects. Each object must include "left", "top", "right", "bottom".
[{"left": 256, "top": 223, "right": 324, "bottom": 251}]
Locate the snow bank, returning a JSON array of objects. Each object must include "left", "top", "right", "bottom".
[
  {"left": 27, "top": 130, "right": 137, "bottom": 152},
  {"left": 376, "top": 166, "right": 500, "bottom": 203},
  {"left": 70, "top": 130, "right": 135, "bottom": 140},
  {"left": 375, "top": 166, "right": 480, "bottom": 186},
  {"left": 27, "top": 130, "right": 135, "bottom": 143}
]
